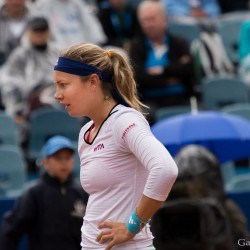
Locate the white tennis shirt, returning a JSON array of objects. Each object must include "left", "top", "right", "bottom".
[{"left": 78, "top": 104, "right": 178, "bottom": 249}]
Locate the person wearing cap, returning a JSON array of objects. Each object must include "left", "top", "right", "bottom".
[
  {"left": 0, "top": 135, "right": 89, "bottom": 250},
  {"left": 0, "top": 16, "right": 59, "bottom": 144}
]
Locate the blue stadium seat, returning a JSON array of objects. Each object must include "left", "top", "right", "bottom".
[
  {"left": 226, "top": 173, "right": 250, "bottom": 192},
  {"left": 155, "top": 105, "right": 191, "bottom": 122},
  {"left": 221, "top": 103, "right": 250, "bottom": 120},
  {"left": 201, "top": 76, "right": 250, "bottom": 110},
  {"left": 0, "top": 197, "right": 28, "bottom": 250},
  {"left": 0, "top": 111, "right": 19, "bottom": 146},
  {"left": 168, "top": 22, "right": 201, "bottom": 45},
  {"left": 218, "top": 18, "right": 244, "bottom": 65},
  {"left": 28, "top": 108, "right": 82, "bottom": 160},
  {"left": 0, "top": 145, "right": 27, "bottom": 197}
]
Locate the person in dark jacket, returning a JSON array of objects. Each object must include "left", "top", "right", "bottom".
[
  {"left": 98, "top": 0, "right": 142, "bottom": 52},
  {"left": 129, "top": 0, "right": 195, "bottom": 123},
  {"left": 0, "top": 135, "right": 88, "bottom": 250}
]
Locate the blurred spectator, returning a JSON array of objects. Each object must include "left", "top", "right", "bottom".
[
  {"left": 239, "top": 20, "right": 250, "bottom": 63},
  {"left": 161, "top": 0, "right": 221, "bottom": 23},
  {"left": 0, "top": 135, "right": 89, "bottom": 250},
  {"left": 0, "top": 0, "right": 31, "bottom": 66},
  {"left": 129, "top": 0, "right": 194, "bottom": 123},
  {"left": 238, "top": 20, "right": 250, "bottom": 90},
  {"left": 191, "top": 28, "right": 235, "bottom": 85},
  {"left": 171, "top": 145, "right": 249, "bottom": 249},
  {"left": 31, "top": 0, "right": 106, "bottom": 50},
  {"left": 0, "top": 16, "right": 59, "bottom": 143},
  {"left": 97, "top": 0, "right": 141, "bottom": 52}
]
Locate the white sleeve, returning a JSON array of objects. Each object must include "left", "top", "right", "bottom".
[{"left": 113, "top": 111, "right": 178, "bottom": 201}]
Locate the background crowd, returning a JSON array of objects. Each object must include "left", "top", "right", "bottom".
[
  {"left": 1, "top": 0, "right": 250, "bottom": 249},
  {"left": 1, "top": 0, "right": 250, "bottom": 134}
]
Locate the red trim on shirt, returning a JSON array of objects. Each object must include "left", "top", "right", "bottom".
[{"left": 86, "top": 124, "right": 95, "bottom": 143}]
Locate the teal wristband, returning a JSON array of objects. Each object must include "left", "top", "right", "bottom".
[{"left": 126, "top": 211, "right": 148, "bottom": 234}]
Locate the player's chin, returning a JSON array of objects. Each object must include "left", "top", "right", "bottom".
[
  {"left": 69, "top": 109, "right": 86, "bottom": 118},
  {"left": 67, "top": 109, "right": 77, "bottom": 117}
]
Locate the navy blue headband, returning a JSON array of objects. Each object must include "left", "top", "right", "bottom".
[
  {"left": 54, "top": 57, "right": 112, "bottom": 83},
  {"left": 54, "top": 56, "right": 130, "bottom": 107}
]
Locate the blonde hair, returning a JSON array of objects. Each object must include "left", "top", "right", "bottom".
[{"left": 60, "top": 43, "right": 146, "bottom": 113}]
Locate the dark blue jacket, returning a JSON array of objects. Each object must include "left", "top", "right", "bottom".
[{"left": 0, "top": 173, "right": 88, "bottom": 250}]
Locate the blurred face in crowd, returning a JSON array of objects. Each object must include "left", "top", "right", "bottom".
[
  {"left": 43, "top": 149, "right": 75, "bottom": 183},
  {"left": 28, "top": 29, "right": 50, "bottom": 46},
  {"left": 5, "top": 0, "right": 26, "bottom": 18},
  {"left": 138, "top": 1, "right": 167, "bottom": 42}
]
